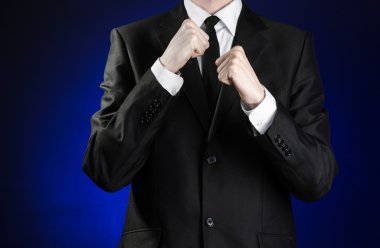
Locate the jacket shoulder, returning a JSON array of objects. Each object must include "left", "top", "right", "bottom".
[
  {"left": 259, "top": 15, "right": 308, "bottom": 35},
  {"left": 257, "top": 15, "right": 311, "bottom": 50},
  {"left": 112, "top": 11, "right": 169, "bottom": 38}
]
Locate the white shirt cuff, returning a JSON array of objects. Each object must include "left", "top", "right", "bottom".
[
  {"left": 240, "top": 87, "right": 277, "bottom": 135},
  {"left": 151, "top": 58, "right": 184, "bottom": 96}
]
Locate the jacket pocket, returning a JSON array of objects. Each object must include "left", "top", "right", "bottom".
[
  {"left": 257, "top": 232, "right": 297, "bottom": 248},
  {"left": 118, "top": 228, "right": 162, "bottom": 248}
]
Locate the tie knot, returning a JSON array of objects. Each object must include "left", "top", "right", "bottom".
[{"left": 204, "top": 15, "right": 220, "bottom": 28}]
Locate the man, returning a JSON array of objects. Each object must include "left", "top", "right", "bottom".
[{"left": 82, "top": 0, "right": 338, "bottom": 247}]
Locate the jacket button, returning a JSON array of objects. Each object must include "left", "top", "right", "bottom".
[
  {"left": 281, "top": 144, "right": 288, "bottom": 151},
  {"left": 153, "top": 99, "right": 161, "bottom": 107},
  {"left": 285, "top": 149, "right": 293, "bottom": 156},
  {"left": 274, "top": 134, "right": 280, "bottom": 142},
  {"left": 206, "top": 217, "right": 214, "bottom": 227},
  {"left": 206, "top": 156, "right": 216, "bottom": 165}
]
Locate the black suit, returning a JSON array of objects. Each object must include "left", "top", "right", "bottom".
[{"left": 82, "top": 1, "right": 338, "bottom": 247}]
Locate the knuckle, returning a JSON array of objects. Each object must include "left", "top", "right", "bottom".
[
  {"left": 218, "top": 74, "right": 223, "bottom": 81},
  {"left": 229, "top": 65, "right": 237, "bottom": 74},
  {"left": 190, "top": 35, "right": 197, "bottom": 43},
  {"left": 183, "top": 19, "right": 193, "bottom": 28},
  {"left": 232, "top": 46, "right": 244, "bottom": 56},
  {"left": 231, "top": 52, "right": 239, "bottom": 58},
  {"left": 231, "top": 58, "right": 239, "bottom": 65},
  {"left": 187, "top": 29, "right": 196, "bottom": 37}
]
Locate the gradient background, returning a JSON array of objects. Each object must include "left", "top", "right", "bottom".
[{"left": 1, "top": 0, "right": 379, "bottom": 247}]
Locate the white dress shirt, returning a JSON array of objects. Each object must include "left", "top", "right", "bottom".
[{"left": 151, "top": 0, "right": 277, "bottom": 135}]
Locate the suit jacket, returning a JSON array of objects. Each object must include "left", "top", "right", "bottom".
[{"left": 82, "top": 1, "right": 338, "bottom": 247}]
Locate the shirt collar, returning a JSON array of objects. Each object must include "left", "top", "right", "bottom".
[{"left": 183, "top": 0, "right": 242, "bottom": 36}]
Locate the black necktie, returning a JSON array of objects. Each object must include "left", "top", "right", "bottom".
[{"left": 202, "top": 15, "right": 220, "bottom": 122}]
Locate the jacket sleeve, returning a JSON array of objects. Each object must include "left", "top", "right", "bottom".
[
  {"left": 82, "top": 28, "right": 174, "bottom": 192},
  {"left": 250, "top": 32, "right": 338, "bottom": 202}
]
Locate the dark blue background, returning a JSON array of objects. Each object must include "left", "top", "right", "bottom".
[{"left": 2, "top": 0, "right": 379, "bottom": 247}]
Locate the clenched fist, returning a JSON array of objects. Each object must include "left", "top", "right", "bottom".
[
  {"left": 216, "top": 46, "right": 265, "bottom": 109},
  {"left": 160, "top": 19, "right": 210, "bottom": 73}
]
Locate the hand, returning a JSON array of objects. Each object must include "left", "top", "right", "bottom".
[
  {"left": 160, "top": 19, "right": 210, "bottom": 73},
  {"left": 216, "top": 46, "right": 265, "bottom": 109}
]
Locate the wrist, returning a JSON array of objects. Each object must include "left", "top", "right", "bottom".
[
  {"left": 159, "top": 56, "right": 179, "bottom": 74},
  {"left": 241, "top": 86, "right": 265, "bottom": 109}
]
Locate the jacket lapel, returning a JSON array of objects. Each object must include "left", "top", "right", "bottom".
[
  {"left": 207, "top": 1, "right": 269, "bottom": 142},
  {"left": 157, "top": 1, "right": 211, "bottom": 132}
]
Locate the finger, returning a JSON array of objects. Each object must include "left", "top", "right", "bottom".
[
  {"left": 186, "top": 19, "right": 210, "bottom": 41},
  {"left": 187, "top": 27, "right": 209, "bottom": 51},
  {"left": 215, "top": 51, "right": 230, "bottom": 66},
  {"left": 217, "top": 62, "right": 232, "bottom": 85},
  {"left": 182, "top": 18, "right": 198, "bottom": 29},
  {"left": 192, "top": 47, "right": 202, "bottom": 58},
  {"left": 217, "top": 52, "right": 244, "bottom": 74},
  {"left": 237, "top": 52, "right": 259, "bottom": 81},
  {"left": 184, "top": 19, "right": 209, "bottom": 43},
  {"left": 227, "top": 63, "right": 240, "bottom": 82},
  {"left": 216, "top": 54, "right": 231, "bottom": 74},
  {"left": 227, "top": 67, "right": 234, "bottom": 82},
  {"left": 233, "top": 46, "right": 252, "bottom": 69},
  {"left": 188, "top": 31, "right": 206, "bottom": 56},
  {"left": 192, "top": 37, "right": 207, "bottom": 57},
  {"left": 195, "top": 25, "right": 210, "bottom": 41},
  {"left": 198, "top": 33, "right": 208, "bottom": 54},
  {"left": 194, "top": 28, "right": 209, "bottom": 48}
]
